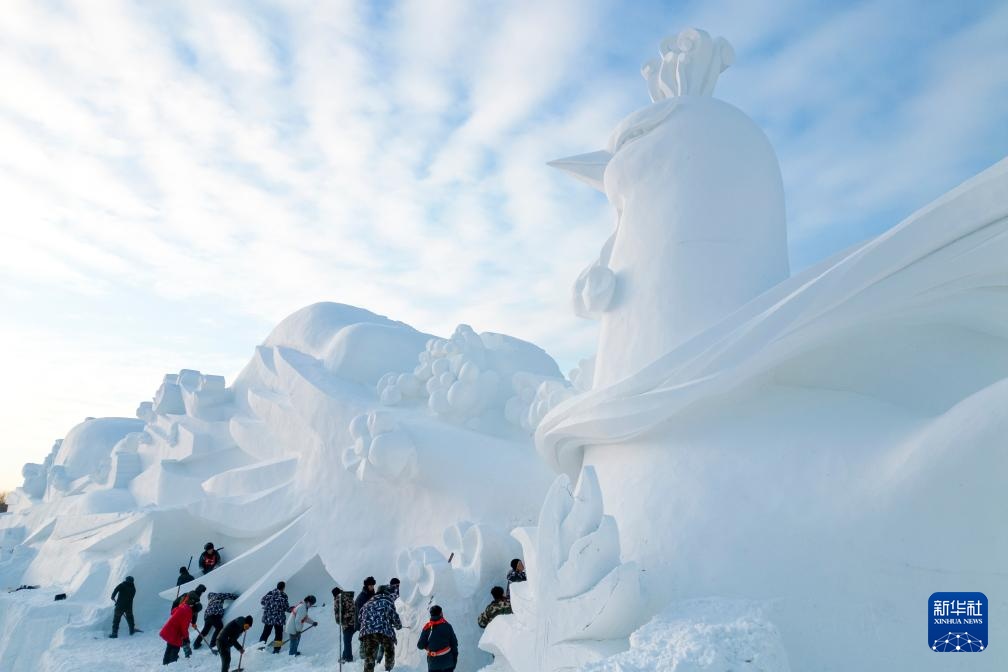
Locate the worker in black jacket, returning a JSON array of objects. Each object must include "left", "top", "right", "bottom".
[
  {"left": 176, "top": 566, "right": 195, "bottom": 586},
  {"left": 217, "top": 615, "right": 253, "bottom": 672},
  {"left": 109, "top": 576, "right": 138, "bottom": 638},
  {"left": 417, "top": 605, "right": 458, "bottom": 671}
]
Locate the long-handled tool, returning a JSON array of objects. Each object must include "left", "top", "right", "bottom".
[
  {"left": 338, "top": 596, "right": 344, "bottom": 672},
  {"left": 256, "top": 623, "right": 317, "bottom": 651},
  {"left": 175, "top": 555, "right": 194, "bottom": 600},
  {"left": 230, "top": 630, "right": 247, "bottom": 672}
]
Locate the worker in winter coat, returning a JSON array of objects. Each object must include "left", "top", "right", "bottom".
[
  {"left": 506, "top": 558, "right": 526, "bottom": 597},
  {"left": 170, "top": 584, "right": 205, "bottom": 657},
  {"left": 199, "top": 542, "right": 222, "bottom": 574},
  {"left": 332, "top": 586, "right": 357, "bottom": 663},
  {"left": 418, "top": 605, "right": 459, "bottom": 671},
  {"left": 176, "top": 566, "right": 195, "bottom": 587},
  {"left": 160, "top": 597, "right": 194, "bottom": 665},
  {"left": 355, "top": 576, "right": 377, "bottom": 623},
  {"left": 217, "top": 615, "right": 253, "bottom": 672},
  {"left": 193, "top": 590, "right": 239, "bottom": 650},
  {"left": 109, "top": 576, "right": 138, "bottom": 638},
  {"left": 285, "top": 594, "right": 318, "bottom": 656},
  {"left": 258, "top": 581, "right": 290, "bottom": 654},
  {"left": 354, "top": 576, "right": 377, "bottom": 659},
  {"left": 477, "top": 586, "right": 513, "bottom": 628},
  {"left": 359, "top": 586, "right": 402, "bottom": 672}
]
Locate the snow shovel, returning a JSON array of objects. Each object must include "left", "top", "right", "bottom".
[
  {"left": 230, "top": 630, "right": 248, "bottom": 672},
  {"left": 256, "top": 623, "right": 317, "bottom": 651}
]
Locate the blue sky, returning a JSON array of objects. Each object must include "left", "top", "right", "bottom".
[{"left": 1, "top": 0, "right": 1007, "bottom": 491}]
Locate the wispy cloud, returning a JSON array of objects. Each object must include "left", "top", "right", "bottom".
[{"left": 1, "top": 0, "right": 1006, "bottom": 489}]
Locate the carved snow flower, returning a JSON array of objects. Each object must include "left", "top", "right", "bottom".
[{"left": 342, "top": 411, "right": 417, "bottom": 482}]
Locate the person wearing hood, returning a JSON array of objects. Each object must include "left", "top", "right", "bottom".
[
  {"left": 160, "top": 593, "right": 194, "bottom": 665},
  {"left": 417, "top": 605, "right": 459, "bottom": 671},
  {"left": 285, "top": 594, "right": 318, "bottom": 656},
  {"left": 359, "top": 585, "right": 402, "bottom": 672},
  {"left": 109, "top": 576, "right": 138, "bottom": 638},
  {"left": 217, "top": 615, "right": 253, "bottom": 672}
]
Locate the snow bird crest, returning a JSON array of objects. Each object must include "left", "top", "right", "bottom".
[
  {"left": 548, "top": 28, "right": 735, "bottom": 191},
  {"left": 641, "top": 28, "right": 734, "bottom": 101}
]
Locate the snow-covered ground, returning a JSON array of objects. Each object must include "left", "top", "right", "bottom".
[{"left": 0, "top": 586, "right": 425, "bottom": 672}]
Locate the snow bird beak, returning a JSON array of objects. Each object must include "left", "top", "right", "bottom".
[{"left": 547, "top": 150, "right": 612, "bottom": 193}]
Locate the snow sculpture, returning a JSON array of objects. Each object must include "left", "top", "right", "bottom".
[
  {"left": 479, "top": 466, "right": 643, "bottom": 671},
  {"left": 550, "top": 27, "right": 788, "bottom": 389},
  {"left": 343, "top": 410, "right": 418, "bottom": 481},
  {"left": 395, "top": 521, "right": 521, "bottom": 671},
  {"left": 378, "top": 323, "right": 565, "bottom": 433},
  {"left": 17, "top": 441, "right": 60, "bottom": 500},
  {"left": 539, "top": 27, "right": 1008, "bottom": 672},
  {"left": 505, "top": 373, "right": 574, "bottom": 434}
]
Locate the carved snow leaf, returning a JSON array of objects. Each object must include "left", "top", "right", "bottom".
[{"left": 479, "top": 466, "right": 644, "bottom": 672}]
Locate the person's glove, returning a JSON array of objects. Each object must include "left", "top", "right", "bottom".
[{"left": 237, "top": 646, "right": 244, "bottom": 655}]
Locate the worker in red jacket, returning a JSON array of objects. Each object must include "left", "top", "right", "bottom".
[{"left": 160, "top": 595, "right": 194, "bottom": 665}]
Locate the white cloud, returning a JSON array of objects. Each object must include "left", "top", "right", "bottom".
[{"left": 1, "top": 0, "right": 1007, "bottom": 489}]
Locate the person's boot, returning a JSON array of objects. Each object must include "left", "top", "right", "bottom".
[
  {"left": 193, "top": 637, "right": 202, "bottom": 650},
  {"left": 272, "top": 640, "right": 282, "bottom": 654},
  {"left": 108, "top": 633, "right": 118, "bottom": 639}
]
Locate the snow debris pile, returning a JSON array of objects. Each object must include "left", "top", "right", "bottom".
[
  {"left": 579, "top": 599, "right": 790, "bottom": 672},
  {"left": 3, "top": 25, "right": 1008, "bottom": 672}
]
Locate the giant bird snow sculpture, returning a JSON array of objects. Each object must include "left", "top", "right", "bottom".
[
  {"left": 540, "top": 27, "right": 1008, "bottom": 672},
  {"left": 550, "top": 28, "right": 789, "bottom": 390}
]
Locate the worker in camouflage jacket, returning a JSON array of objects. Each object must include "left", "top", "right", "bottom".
[
  {"left": 193, "top": 590, "right": 239, "bottom": 650},
  {"left": 359, "top": 586, "right": 402, "bottom": 672},
  {"left": 258, "top": 581, "right": 290, "bottom": 653},
  {"left": 332, "top": 587, "right": 357, "bottom": 663},
  {"left": 477, "top": 586, "right": 513, "bottom": 629}
]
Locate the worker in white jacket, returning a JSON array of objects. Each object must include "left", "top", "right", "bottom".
[{"left": 285, "top": 595, "right": 318, "bottom": 656}]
